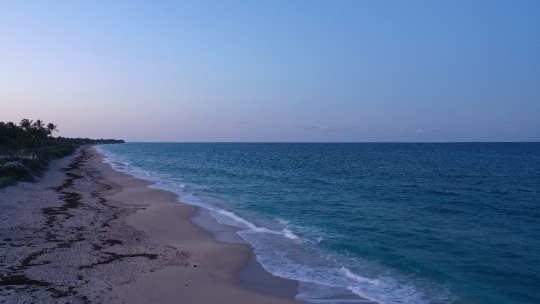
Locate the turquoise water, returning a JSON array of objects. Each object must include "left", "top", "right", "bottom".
[{"left": 97, "top": 143, "right": 540, "bottom": 304}]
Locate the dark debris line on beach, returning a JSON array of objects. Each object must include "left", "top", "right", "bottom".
[{"left": 0, "top": 147, "right": 191, "bottom": 303}]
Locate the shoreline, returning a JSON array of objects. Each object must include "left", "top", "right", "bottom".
[
  {"left": 93, "top": 146, "right": 302, "bottom": 303},
  {"left": 0, "top": 146, "right": 301, "bottom": 303}
]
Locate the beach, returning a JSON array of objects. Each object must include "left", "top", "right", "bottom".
[
  {"left": 3, "top": 143, "right": 539, "bottom": 303},
  {"left": 0, "top": 146, "right": 301, "bottom": 303}
]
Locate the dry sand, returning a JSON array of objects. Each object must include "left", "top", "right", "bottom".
[{"left": 0, "top": 146, "right": 301, "bottom": 303}]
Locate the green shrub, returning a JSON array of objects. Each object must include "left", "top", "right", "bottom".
[
  {"left": 43, "top": 145, "right": 77, "bottom": 159},
  {"left": 0, "top": 164, "right": 34, "bottom": 184},
  {"left": 21, "top": 158, "right": 49, "bottom": 177},
  {"left": 0, "top": 157, "right": 21, "bottom": 165},
  {"left": 0, "top": 176, "right": 16, "bottom": 188}
]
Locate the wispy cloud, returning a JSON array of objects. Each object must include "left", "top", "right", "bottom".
[
  {"left": 298, "top": 124, "right": 359, "bottom": 133},
  {"left": 235, "top": 121, "right": 252, "bottom": 125}
]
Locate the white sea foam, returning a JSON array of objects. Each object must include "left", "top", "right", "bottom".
[
  {"left": 283, "top": 228, "right": 299, "bottom": 240},
  {"left": 277, "top": 218, "right": 290, "bottom": 226},
  {"left": 342, "top": 266, "right": 381, "bottom": 286},
  {"left": 214, "top": 209, "right": 278, "bottom": 234}
]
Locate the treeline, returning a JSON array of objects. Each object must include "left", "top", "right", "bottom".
[
  {"left": 0, "top": 119, "right": 124, "bottom": 159},
  {"left": 0, "top": 119, "right": 124, "bottom": 188}
]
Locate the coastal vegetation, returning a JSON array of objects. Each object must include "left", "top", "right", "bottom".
[{"left": 0, "top": 119, "right": 123, "bottom": 188}]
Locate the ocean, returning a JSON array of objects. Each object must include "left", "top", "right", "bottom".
[{"left": 96, "top": 143, "right": 540, "bottom": 304}]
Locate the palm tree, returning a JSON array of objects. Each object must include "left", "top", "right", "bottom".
[
  {"left": 0, "top": 122, "right": 6, "bottom": 157},
  {"left": 31, "top": 120, "right": 48, "bottom": 158},
  {"left": 46, "top": 123, "right": 58, "bottom": 137},
  {"left": 19, "top": 119, "right": 33, "bottom": 131},
  {"left": 18, "top": 119, "right": 35, "bottom": 157},
  {"left": 4, "top": 122, "right": 22, "bottom": 157},
  {"left": 33, "top": 119, "right": 45, "bottom": 131},
  {"left": 44, "top": 123, "right": 59, "bottom": 155}
]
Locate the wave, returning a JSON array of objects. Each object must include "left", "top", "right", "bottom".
[{"left": 95, "top": 145, "right": 460, "bottom": 304}]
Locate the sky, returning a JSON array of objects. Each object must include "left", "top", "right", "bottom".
[{"left": 1, "top": 0, "right": 539, "bottom": 142}]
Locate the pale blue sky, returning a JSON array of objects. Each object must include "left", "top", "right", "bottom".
[{"left": 1, "top": 0, "right": 539, "bottom": 142}]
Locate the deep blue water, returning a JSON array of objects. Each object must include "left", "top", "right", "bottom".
[{"left": 97, "top": 143, "right": 540, "bottom": 304}]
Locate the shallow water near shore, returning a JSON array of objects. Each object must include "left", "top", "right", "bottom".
[{"left": 96, "top": 143, "right": 540, "bottom": 304}]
